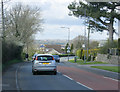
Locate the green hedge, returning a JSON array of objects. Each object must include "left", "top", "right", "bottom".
[
  {"left": 2, "top": 41, "right": 23, "bottom": 64},
  {"left": 58, "top": 54, "right": 75, "bottom": 57}
]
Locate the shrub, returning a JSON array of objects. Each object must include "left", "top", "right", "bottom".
[
  {"left": 2, "top": 41, "right": 23, "bottom": 64},
  {"left": 99, "top": 40, "right": 118, "bottom": 54},
  {"left": 76, "top": 49, "right": 99, "bottom": 61}
]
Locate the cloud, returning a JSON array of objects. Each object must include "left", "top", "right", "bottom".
[{"left": 8, "top": 0, "right": 119, "bottom": 40}]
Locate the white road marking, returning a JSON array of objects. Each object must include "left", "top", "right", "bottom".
[
  {"left": 0, "top": 84, "right": 9, "bottom": 87},
  {"left": 63, "top": 75, "right": 73, "bottom": 80},
  {"left": 59, "top": 71, "right": 93, "bottom": 90},
  {"left": 16, "top": 64, "right": 23, "bottom": 91},
  {"left": 16, "top": 66, "right": 19, "bottom": 90},
  {"left": 104, "top": 77, "right": 119, "bottom": 81},
  {"left": 76, "top": 82, "right": 93, "bottom": 90}
]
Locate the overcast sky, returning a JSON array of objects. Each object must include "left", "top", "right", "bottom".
[{"left": 7, "top": 0, "right": 119, "bottom": 40}]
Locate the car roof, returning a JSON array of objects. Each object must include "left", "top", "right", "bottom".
[{"left": 36, "top": 54, "right": 53, "bottom": 57}]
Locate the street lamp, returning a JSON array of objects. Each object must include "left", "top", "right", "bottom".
[{"left": 60, "top": 27, "right": 70, "bottom": 61}]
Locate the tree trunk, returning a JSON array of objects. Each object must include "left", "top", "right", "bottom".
[{"left": 108, "top": 23, "right": 113, "bottom": 45}]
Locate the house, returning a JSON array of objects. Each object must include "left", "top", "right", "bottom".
[{"left": 45, "top": 45, "right": 63, "bottom": 54}]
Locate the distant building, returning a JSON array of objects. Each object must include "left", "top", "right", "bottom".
[
  {"left": 39, "top": 44, "right": 45, "bottom": 52},
  {"left": 45, "top": 45, "right": 63, "bottom": 54}
]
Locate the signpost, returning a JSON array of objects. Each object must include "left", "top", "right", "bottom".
[
  {"left": 82, "top": 44, "right": 86, "bottom": 63},
  {"left": 67, "top": 46, "right": 70, "bottom": 61}
]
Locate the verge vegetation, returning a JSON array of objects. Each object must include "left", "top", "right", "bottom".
[
  {"left": 91, "top": 66, "right": 120, "bottom": 73},
  {"left": 69, "top": 59, "right": 108, "bottom": 65}
]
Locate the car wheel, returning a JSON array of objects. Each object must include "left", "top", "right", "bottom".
[
  {"left": 33, "top": 72, "right": 37, "bottom": 75},
  {"left": 53, "top": 71, "right": 57, "bottom": 75}
]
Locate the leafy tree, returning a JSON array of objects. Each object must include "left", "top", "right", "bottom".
[
  {"left": 99, "top": 40, "right": 118, "bottom": 54},
  {"left": 71, "top": 35, "right": 86, "bottom": 50},
  {"left": 65, "top": 43, "right": 69, "bottom": 54},
  {"left": 89, "top": 41, "right": 99, "bottom": 49},
  {"left": 68, "top": 1, "right": 120, "bottom": 45},
  {"left": 118, "top": 38, "right": 120, "bottom": 48},
  {"left": 70, "top": 43, "right": 74, "bottom": 54}
]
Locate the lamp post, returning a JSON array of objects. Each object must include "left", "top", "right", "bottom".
[{"left": 61, "top": 27, "right": 70, "bottom": 61}]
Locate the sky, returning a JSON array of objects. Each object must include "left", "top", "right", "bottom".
[{"left": 6, "top": 0, "right": 119, "bottom": 41}]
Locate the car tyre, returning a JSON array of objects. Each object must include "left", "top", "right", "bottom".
[
  {"left": 33, "top": 71, "right": 37, "bottom": 75},
  {"left": 54, "top": 71, "right": 57, "bottom": 75}
]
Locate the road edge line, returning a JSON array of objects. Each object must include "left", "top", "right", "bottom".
[
  {"left": 16, "top": 62, "right": 24, "bottom": 91},
  {"left": 76, "top": 82, "right": 93, "bottom": 90},
  {"left": 16, "top": 64, "right": 20, "bottom": 91}
]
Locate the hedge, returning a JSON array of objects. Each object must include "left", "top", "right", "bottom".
[{"left": 2, "top": 41, "right": 23, "bottom": 64}]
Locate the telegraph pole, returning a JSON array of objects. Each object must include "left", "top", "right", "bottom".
[
  {"left": 1, "top": 0, "right": 5, "bottom": 41},
  {"left": 87, "top": 19, "right": 90, "bottom": 60}
]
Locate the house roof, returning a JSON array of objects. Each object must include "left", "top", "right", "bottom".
[{"left": 45, "top": 45, "right": 63, "bottom": 53}]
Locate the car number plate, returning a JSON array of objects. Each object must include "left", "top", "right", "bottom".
[{"left": 43, "top": 63, "right": 49, "bottom": 64}]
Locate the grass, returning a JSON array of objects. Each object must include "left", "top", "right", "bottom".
[
  {"left": 69, "top": 59, "right": 108, "bottom": 65},
  {"left": 2, "top": 59, "right": 23, "bottom": 70},
  {"left": 91, "top": 66, "right": 120, "bottom": 73}
]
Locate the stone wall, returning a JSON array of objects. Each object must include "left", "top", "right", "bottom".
[{"left": 96, "top": 54, "right": 120, "bottom": 64}]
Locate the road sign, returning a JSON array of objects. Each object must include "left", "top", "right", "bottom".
[
  {"left": 67, "top": 50, "right": 70, "bottom": 53},
  {"left": 67, "top": 46, "right": 70, "bottom": 50}
]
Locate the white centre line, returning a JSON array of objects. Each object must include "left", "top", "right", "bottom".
[
  {"left": 104, "top": 77, "right": 119, "bottom": 81},
  {"left": 63, "top": 75, "right": 73, "bottom": 80}
]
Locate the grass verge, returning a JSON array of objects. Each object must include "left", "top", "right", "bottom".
[
  {"left": 2, "top": 59, "right": 23, "bottom": 70},
  {"left": 91, "top": 66, "right": 120, "bottom": 73},
  {"left": 69, "top": 59, "right": 108, "bottom": 65}
]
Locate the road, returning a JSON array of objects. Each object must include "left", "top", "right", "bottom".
[{"left": 2, "top": 57, "right": 119, "bottom": 91}]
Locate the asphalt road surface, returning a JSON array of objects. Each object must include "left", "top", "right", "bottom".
[{"left": 2, "top": 58, "right": 120, "bottom": 91}]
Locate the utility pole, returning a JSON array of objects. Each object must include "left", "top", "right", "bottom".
[
  {"left": 84, "top": 9, "right": 87, "bottom": 63},
  {"left": 1, "top": 0, "right": 5, "bottom": 41},
  {"left": 87, "top": 19, "right": 90, "bottom": 60}
]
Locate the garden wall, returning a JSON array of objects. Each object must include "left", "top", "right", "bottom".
[{"left": 96, "top": 54, "right": 120, "bottom": 64}]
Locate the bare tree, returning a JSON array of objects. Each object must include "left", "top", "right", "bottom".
[{"left": 4, "top": 3, "right": 43, "bottom": 45}]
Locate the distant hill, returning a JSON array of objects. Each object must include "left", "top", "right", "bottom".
[{"left": 34, "top": 39, "right": 67, "bottom": 45}]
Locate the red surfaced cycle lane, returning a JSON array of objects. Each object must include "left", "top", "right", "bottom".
[{"left": 58, "top": 66, "right": 119, "bottom": 90}]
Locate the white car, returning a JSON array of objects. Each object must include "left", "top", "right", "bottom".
[{"left": 32, "top": 54, "right": 57, "bottom": 75}]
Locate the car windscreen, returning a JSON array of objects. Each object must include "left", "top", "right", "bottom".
[{"left": 37, "top": 56, "right": 53, "bottom": 61}]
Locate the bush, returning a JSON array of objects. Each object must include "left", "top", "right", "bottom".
[
  {"left": 99, "top": 40, "right": 118, "bottom": 54},
  {"left": 87, "top": 55, "right": 91, "bottom": 61},
  {"left": 76, "top": 49, "right": 99, "bottom": 61},
  {"left": 2, "top": 41, "right": 23, "bottom": 64},
  {"left": 59, "top": 54, "right": 75, "bottom": 57}
]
